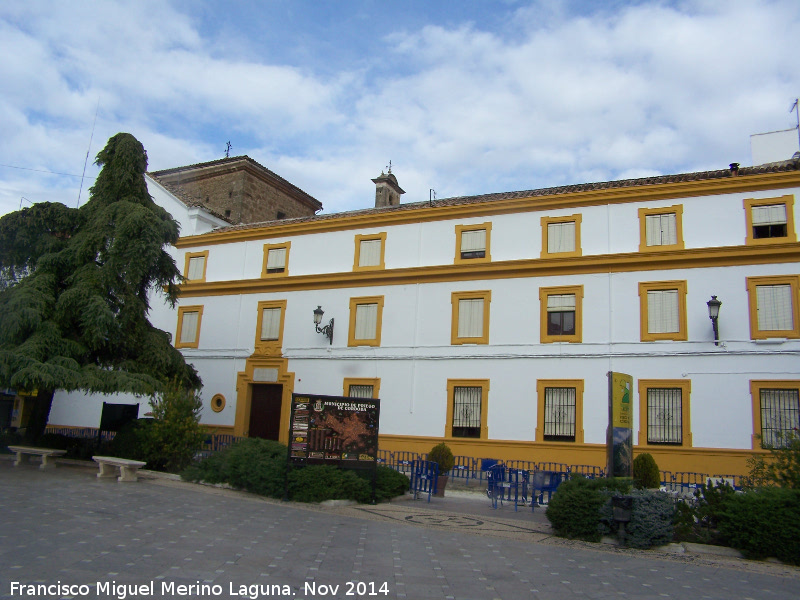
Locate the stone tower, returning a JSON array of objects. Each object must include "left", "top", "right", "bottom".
[{"left": 372, "top": 167, "right": 405, "bottom": 208}]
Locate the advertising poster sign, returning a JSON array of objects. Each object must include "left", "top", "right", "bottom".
[{"left": 607, "top": 372, "right": 633, "bottom": 478}]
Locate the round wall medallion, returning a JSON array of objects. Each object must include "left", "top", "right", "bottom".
[{"left": 210, "top": 394, "right": 226, "bottom": 413}]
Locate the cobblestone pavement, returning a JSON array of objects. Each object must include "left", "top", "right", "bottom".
[{"left": 1, "top": 459, "right": 798, "bottom": 600}]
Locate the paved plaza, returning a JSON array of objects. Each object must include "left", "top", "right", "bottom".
[{"left": 1, "top": 458, "right": 798, "bottom": 600}]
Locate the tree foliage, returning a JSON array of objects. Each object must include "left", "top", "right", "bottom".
[{"left": 0, "top": 133, "right": 200, "bottom": 437}]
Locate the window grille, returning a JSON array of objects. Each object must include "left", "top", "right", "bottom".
[
  {"left": 347, "top": 385, "right": 374, "bottom": 399},
  {"left": 760, "top": 388, "right": 800, "bottom": 448},
  {"left": 645, "top": 213, "right": 677, "bottom": 246},
  {"left": 647, "top": 388, "right": 683, "bottom": 444},
  {"left": 358, "top": 239, "right": 382, "bottom": 267},
  {"left": 260, "top": 307, "right": 281, "bottom": 341},
  {"left": 647, "top": 289, "right": 679, "bottom": 333},
  {"left": 547, "top": 221, "right": 575, "bottom": 253},
  {"left": 457, "top": 298, "right": 484, "bottom": 338},
  {"left": 756, "top": 284, "right": 794, "bottom": 331},
  {"left": 543, "top": 387, "right": 576, "bottom": 441},
  {"left": 452, "top": 386, "right": 481, "bottom": 437}
]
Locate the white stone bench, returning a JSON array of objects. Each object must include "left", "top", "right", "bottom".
[
  {"left": 7, "top": 445, "right": 67, "bottom": 470},
  {"left": 92, "top": 456, "right": 148, "bottom": 482}
]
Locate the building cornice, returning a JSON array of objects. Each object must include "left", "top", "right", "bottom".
[
  {"left": 175, "top": 169, "right": 800, "bottom": 248},
  {"left": 175, "top": 242, "right": 800, "bottom": 297}
]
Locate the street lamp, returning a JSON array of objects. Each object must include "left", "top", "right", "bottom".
[
  {"left": 313, "top": 305, "right": 334, "bottom": 345},
  {"left": 706, "top": 296, "right": 722, "bottom": 346}
]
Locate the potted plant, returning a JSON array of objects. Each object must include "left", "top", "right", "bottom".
[{"left": 428, "top": 442, "right": 455, "bottom": 497}]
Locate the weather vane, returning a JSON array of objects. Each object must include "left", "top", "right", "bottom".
[
  {"left": 386, "top": 160, "right": 392, "bottom": 174},
  {"left": 225, "top": 141, "right": 232, "bottom": 158}
]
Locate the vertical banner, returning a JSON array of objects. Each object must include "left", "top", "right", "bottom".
[{"left": 607, "top": 372, "right": 633, "bottom": 478}]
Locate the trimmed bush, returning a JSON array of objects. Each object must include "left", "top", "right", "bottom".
[
  {"left": 717, "top": 487, "right": 800, "bottom": 564},
  {"left": 427, "top": 443, "right": 454, "bottom": 473},
  {"left": 288, "top": 465, "right": 372, "bottom": 503},
  {"left": 601, "top": 489, "right": 674, "bottom": 549},
  {"left": 362, "top": 465, "right": 410, "bottom": 502},
  {"left": 632, "top": 453, "right": 660, "bottom": 489},
  {"left": 546, "top": 477, "right": 632, "bottom": 542}
]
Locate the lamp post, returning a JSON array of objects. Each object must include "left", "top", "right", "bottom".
[
  {"left": 313, "top": 305, "right": 334, "bottom": 345},
  {"left": 707, "top": 296, "right": 722, "bottom": 346}
]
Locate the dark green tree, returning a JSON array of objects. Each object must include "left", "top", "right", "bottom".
[{"left": 0, "top": 133, "right": 200, "bottom": 439}]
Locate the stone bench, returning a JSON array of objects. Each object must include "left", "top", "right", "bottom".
[
  {"left": 7, "top": 445, "right": 67, "bottom": 470},
  {"left": 92, "top": 456, "right": 148, "bottom": 482}
]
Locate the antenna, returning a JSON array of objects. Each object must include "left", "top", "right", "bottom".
[
  {"left": 77, "top": 99, "right": 100, "bottom": 208},
  {"left": 429, "top": 189, "right": 436, "bottom": 207},
  {"left": 386, "top": 160, "right": 392, "bottom": 174},
  {"left": 225, "top": 141, "right": 232, "bottom": 158},
  {"left": 791, "top": 99, "right": 800, "bottom": 150},
  {"left": 19, "top": 197, "right": 33, "bottom": 210}
]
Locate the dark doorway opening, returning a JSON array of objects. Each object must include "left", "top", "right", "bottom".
[{"left": 249, "top": 384, "right": 283, "bottom": 440}]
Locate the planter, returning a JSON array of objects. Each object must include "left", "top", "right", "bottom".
[{"left": 434, "top": 474, "right": 449, "bottom": 497}]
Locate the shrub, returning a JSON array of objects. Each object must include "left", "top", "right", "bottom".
[
  {"left": 632, "top": 453, "right": 660, "bottom": 489},
  {"left": 34, "top": 433, "right": 96, "bottom": 460},
  {"left": 140, "top": 385, "right": 206, "bottom": 472},
  {"left": 0, "top": 429, "right": 22, "bottom": 452},
  {"left": 546, "top": 477, "right": 632, "bottom": 542},
  {"left": 107, "top": 420, "right": 152, "bottom": 462},
  {"left": 747, "top": 431, "right": 800, "bottom": 489},
  {"left": 359, "top": 465, "right": 410, "bottom": 502},
  {"left": 288, "top": 465, "right": 372, "bottom": 503},
  {"left": 717, "top": 487, "right": 800, "bottom": 564},
  {"left": 427, "top": 442, "right": 454, "bottom": 473},
  {"left": 601, "top": 489, "right": 674, "bottom": 549}
]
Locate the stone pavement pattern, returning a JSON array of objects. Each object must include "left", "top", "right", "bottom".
[{"left": 1, "top": 460, "right": 798, "bottom": 600}]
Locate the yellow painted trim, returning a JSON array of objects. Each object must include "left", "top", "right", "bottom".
[
  {"left": 454, "top": 222, "right": 492, "bottom": 264},
  {"left": 234, "top": 356, "right": 295, "bottom": 441},
  {"left": 210, "top": 393, "right": 226, "bottom": 413},
  {"left": 637, "top": 379, "right": 692, "bottom": 448},
  {"left": 176, "top": 171, "right": 800, "bottom": 248},
  {"left": 638, "top": 205, "right": 685, "bottom": 252},
  {"left": 174, "top": 243, "right": 800, "bottom": 298},
  {"left": 261, "top": 241, "right": 291, "bottom": 278},
  {"left": 535, "top": 379, "right": 585, "bottom": 443},
  {"left": 744, "top": 194, "right": 797, "bottom": 246},
  {"left": 183, "top": 250, "right": 209, "bottom": 282},
  {"left": 347, "top": 295, "right": 385, "bottom": 347},
  {"left": 445, "top": 379, "right": 490, "bottom": 439},
  {"left": 201, "top": 424, "right": 235, "bottom": 435},
  {"left": 353, "top": 232, "right": 387, "bottom": 271},
  {"left": 638, "top": 280, "right": 688, "bottom": 342},
  {"left": 749, "top": 379, "right": 800, "bottom": 449},
  {"left": 343, "top": 378, "right": 381, "bottom": 399},
  {"left": 539, "top": 284, "right": 583, "bottom": 343},
  {"left": 450, "top": 290, "right": 492, "bottom": 345},
  {"left": 745, "top": 274, "right": 800, "bottom": 340},
  {"left": 175, "top": 305, "right": 204, "bottom": 349},
  {"left": 254, "top": 299, "right": 287, "bottom": 355},
  {"left": 540, "top": 214, "right": 582, "bottom": 258}
]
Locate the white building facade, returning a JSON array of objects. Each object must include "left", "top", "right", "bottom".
[{"left": 50, "top": 160, "right": 800, "bottom": 475}]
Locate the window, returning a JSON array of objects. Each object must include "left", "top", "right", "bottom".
[
  {"left": 183, "top": 251, "right": 208, "bottom": 282},
  {"left": 254, "top": 300, "right": 286, "bottom": 354},
  {"left": 343, "top": 378, "right": 381, "bottom": 399},
  {"left": 353, "top": 232, "right": 387, "bottom": 271},
  {"left": 746, "top": 275, "right": 800, "bottom": 340},
  {"left": 638, "top": 205, "right": 684, "bottom": 252},
  {"left": 637, "top": 380, "right": 692, "bottom": 447},
  {"left": 744, "top": 195, "right": 796, "bottom": 245},
  {"left": 451, "top": 290, "right": 491, "bottom": 345},
  {"left": 348, "top": 296, "right": 385, "bottom": 347},
  {"left": 175, "top": 305, "right": 203, "bottom": 349},
  {"left": 445, "top": 379, "right": 489, "bottom": 439},
  {"left": 539, "top": 285, "right": 583, "bottom": 343},
  {"left": 536, "top": 380, "right": 584, "bottom": 443},
  {"left": 638, "top": 280, "right": 688, "bottom": 341},
  {"left": 750, "top": 381, "right": 800, "bottom": 449},
  {"left": 541, "top": 215, "right": 582, "bottom": 258},
  {"left": 261, "top": 242, "right": 291, "bottom": 277},
  {"left": 454, "top": 222, "right": 492, "bottom": 264}
]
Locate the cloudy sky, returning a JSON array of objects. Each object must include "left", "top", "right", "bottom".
[{"left": 1, "top": 0, "right": 799, "bottom": 221}]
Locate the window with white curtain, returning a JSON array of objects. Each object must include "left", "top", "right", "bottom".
[
  {"left": 546, "top": 294, "right": 576, "bottom": 336},
  {"left": 187, "top": 255, "right": 206, "bottom": 280},
  {"left": 354, "top": 303, "right": 378, "bottom": 341},
  {"left": 266, "top": 247, "right": 287, "bottom": 273},
  {"left": 452, "top": 386, "right": 482, "bottom": 438},
  {"left": 460, "top": 229, "right": 486, "bottom": 259},
  {"left": 348, "top": 385, "right": 374, "bottom": 398},
  {"left": 358, "top": 239, "right": 382, "bottom": 267},
  {"left": 756, "top": 284, "right": 794, "bottom": 331},
  {"left": 457, "top": 298, "right": 484, "bottom": 338},
  {"left": 647, "top": 289, "right": 680, "bottom": 334},
  {"left": 176, "top": 306, "right": 203, "bottom": 348},
  {"left": 752, "top": 204, "right": 788, "bottom": 239},
  {"left": 646, "top": 388, "right": 683, "bottom": 444},
  {"left": 645, "top": 213, "right": 678, "bottom": 246},
  {"left": 260, "top": 307, "right": 282, "bottom": 341},
  {"left": 547, "top": 221, "right": 576, "bottom": 254}
]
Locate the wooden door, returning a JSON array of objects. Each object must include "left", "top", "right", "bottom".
[{"left": 249, "top": 384, "right": 283, "bottom": 440}]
